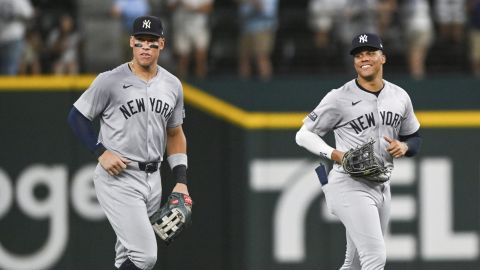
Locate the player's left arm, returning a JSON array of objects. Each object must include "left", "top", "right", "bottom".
[
  {"left": 386, "top": 91, "right": 422, "bottom": 158},
  {"left": 384, "top": 130, "right": 422, "bottom": 158},
  {"left": 166, "top": 125, "right": 189, "bottom": 195},
  {"left": 399, "top": 131, "right": 422, "bottom": 157}
]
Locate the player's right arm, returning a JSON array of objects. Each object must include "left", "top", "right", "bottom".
[
  {"left": 68, "top": 73, "right": 129, "bottom": 175},
  {"left": 67, "top": 107, "right": 129, "bottom": 175},
  {"left": 295, "top": 89, "right": 344, "bottom": 163},
  {"left": 295, "top": 126, "right": 344, "bottom": 163}
]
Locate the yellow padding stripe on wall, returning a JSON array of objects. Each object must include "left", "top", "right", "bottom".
[
  {"left": 1, "top": 76, "right": 479, "bottom": 129},
  {"left": 183, "top": 84, "right": 480, "bottom": 129},
  {"left": 0, "top": 75, "right": 96, "bottom": 90},
  {"left": 416, "top": 111, "right": 480, "bottom": 128}
]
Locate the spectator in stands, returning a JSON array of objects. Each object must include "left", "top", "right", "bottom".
[
  {"left": 0, "top": 0, "right": 34, "bottom": 75},
  {"left": 468, "top": 0, "right": 480, "bottom": 76},
  {"left": 168, "top": 0, "right": 214, "bottom": 79},
  {"left": 46, "top": 14, "right": 81, "bottom": 74},
  {"left": 111, "top": 0, "right": 150, "bottom": 61},
  {"left": 401, "top": 0, "right": 433, "bottom": 80},
  {"left": 434, "top": 0, "right": 467, "bottom": 44},
  {"left": 18, "top": 28, "right": 42, "bottom": 74},
  {"left": 377, "top": 0, "right": 397, "bottom": 37},
  {"left": 237, "top": 0, "right": 279, "bottom": 81},
  {"left": 337, "top": 0, "right": 378, "bottom": 72},
  {"left": 308, "top": 0, "right": 345, "bottom": 49}
]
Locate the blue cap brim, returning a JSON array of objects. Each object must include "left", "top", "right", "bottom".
[
  {"left": 350, "top": 46, "right": 383, "bottom": 55},
  {"left": 133, "top": 32, "right": 163, "bottom": 37}
]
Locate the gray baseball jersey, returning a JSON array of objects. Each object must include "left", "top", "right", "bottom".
[
  {"left": 302, "top": 79, "right": 419, "bottom": 269},
  {"left": 74, "top": 63, "right": 184, "bottom": 269},
  {"left": 74, "top": 63, "right": 184, "bottom": 162},
  {"left": 304, "top": 79, "right": 420, "bottom": 175}
]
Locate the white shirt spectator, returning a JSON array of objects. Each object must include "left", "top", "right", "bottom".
[{"left": 0, "top": 0, "right": 33, "bottom": 42}]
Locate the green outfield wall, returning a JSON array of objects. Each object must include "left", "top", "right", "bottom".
[{"left": 0, "top": 76, "right": 478, "bottom": 270}]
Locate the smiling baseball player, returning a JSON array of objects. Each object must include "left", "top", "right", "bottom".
[
  {"left": 67, "top": 15, "right": 191, "bottom": 270},
  {"left": 296, "top": 33, "right": 422, "bottom": 269}
]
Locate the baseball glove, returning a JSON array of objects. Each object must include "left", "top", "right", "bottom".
[
  {"left": 342, "top": 140, "right": 390, "bottom": 182},
  {"left": 150, "top": 192, "right": 193, "bottom": 245}
]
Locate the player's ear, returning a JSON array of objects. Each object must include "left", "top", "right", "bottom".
[
  {"left": 158, "top": 37, "right": 165, "bottom": 50},
  {"left": 129, "top": 36, "right": 135, "bottom": 48},
  {"left": 381, "top": 52, "right": 386, "bottom": 64}
]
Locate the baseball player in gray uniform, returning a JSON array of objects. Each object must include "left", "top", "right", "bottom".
[
  {"left": 296, "top": 33, "right": 422, "bottom": 269},
  {"left": 68, "top": 16, "right": 190, "bottom": 270}
]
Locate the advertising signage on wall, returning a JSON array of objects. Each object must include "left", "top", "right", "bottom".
[{"left": 0, "top": 77, "right": 479, "bottom": 270}]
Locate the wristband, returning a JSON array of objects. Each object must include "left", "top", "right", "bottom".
[{"left": 172, "top": 165, "right": 187, "bottom": 184}]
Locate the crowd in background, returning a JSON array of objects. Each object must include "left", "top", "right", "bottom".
[
  {"left": 0, "top": 0, "right": 80, "bottom": 75},
  {"left": 1, "top": 0, "right": 480, "bottom": 80}
]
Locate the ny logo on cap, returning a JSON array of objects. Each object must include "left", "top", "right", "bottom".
[
  {"left": 142, "top": 20, "right": 151, "bottom": 29},
  {"left": 359, "top": 34, "right": 368, "bottom": 43}
]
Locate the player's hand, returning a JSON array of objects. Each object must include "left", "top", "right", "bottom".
[
  {"left": 98, "top": 150, "right": 130, "bottom": 175},
  {"left": 172, "top": 183, "right": 189, "bottom": 195},
  {"left": 331, "top": 149, "right": 345, "bottom": 164},
  {"left": 384, "top": 136, "right": 408, "bottom": 158}
]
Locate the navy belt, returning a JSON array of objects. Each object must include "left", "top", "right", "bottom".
[{"left": 138, "top": 162, "right": 159, "bottom": 173}]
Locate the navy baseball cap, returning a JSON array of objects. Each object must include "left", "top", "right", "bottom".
[
  {"left": 350, "top": 33, "right": 383, "bottom": 55},
  {"left": 132, "top": 15, "right": 164, "bottom": 37}
]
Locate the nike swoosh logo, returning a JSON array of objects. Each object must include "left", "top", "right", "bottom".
[
  {"left": 123, "top": 84, "right": 133, "bottom": 89},
  {"left": 352, "top": 100, "right": 362, "bottom": 106}
]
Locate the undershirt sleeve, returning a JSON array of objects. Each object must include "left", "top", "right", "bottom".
[
  {"left": 67, "top": 106, "right": 106, "bottom": 157},
  {"left": 399, "top": 130, "right": 422, "bottom": 157}
]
